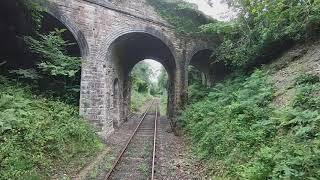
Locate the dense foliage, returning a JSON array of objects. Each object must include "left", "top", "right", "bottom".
[
  {"left": 0, "top": 76, "right": 103, "bottom": 179},
  {"left": 130, "top": 62, "right": 168, "bottom": 113},
  {"left": 0, "top": 2, "right": 103, "bottom": 179},
  {"left": 130, "top": 62, "right": 153, "bottom": 111},
  {"left": 131, "top": 62, "right": 153, "bottom": 94},
  {"left": 9, "top": 29, "right": 82, "bottom": 105},
  {"left": 201, "top": 0, "right": 320, "bottom": 68},
  {"left": 187, "top": 66, "right": 210, "bottom": 103},
  {"left": 3, "top": 0, "right": 82, "bottom": 105},
  {"left": 181, "top": 70, "right": 320, "bottom": 179},
  {"left": 154, "top": 67, "right": 168, "bottom": 96},
  {"left": 24, "top": 29, "right": 81, "bottom": 78},
  {"left": 150, "top": 0, "right": 320, "bottom": 68},
  {"left": 19, "top": 0, "right": 45, "bottom": 29}
]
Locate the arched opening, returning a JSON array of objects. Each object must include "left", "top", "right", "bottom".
[
  {"left": 187, "top": 49, "right": 229, "bottom": 103},
  {"left": 0, "top": 0, "right": 83, "bottom": 105},
  {"left": 130, "top": 60, "right": 169, "bottom": 116},
  {"left": 188, "top": 49, "right": 213, "bottom": 87},
  {"left": 107, "top": 32, "right": 176, "bottom": 126},
  {"left": 187, "top": 49, "right": 213, "bottom": 103},
  {"left": 39, "top": 13, "right": 83, "bottom": 105},
  {"left": 41, "top": 14, "right": 81, "bottom": 57}
]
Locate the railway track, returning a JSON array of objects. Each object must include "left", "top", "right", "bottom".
[{"left": 105, "top": 99, "right": 159, "bottom": 180}]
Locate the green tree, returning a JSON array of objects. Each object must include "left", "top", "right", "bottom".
[
  {"left": 131, "top": 62, "right": 153, "bottom": 93},
  {"left": 201, "top": 0, "right": 320, "bottom": 68}
]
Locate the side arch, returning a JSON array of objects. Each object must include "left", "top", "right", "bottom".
[
  {"left": 186, "top": 46, "right": 214, "bottom": 87},
  {"left": 186, "top": 46, "right": 214, "bottom": 69},
  {"left": 40, "top": 1, "right": 90, "bottom": 58}
]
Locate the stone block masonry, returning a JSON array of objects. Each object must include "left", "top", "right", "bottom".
[{"left": 43, "top": 0, "right": 214, "bottom": 139}]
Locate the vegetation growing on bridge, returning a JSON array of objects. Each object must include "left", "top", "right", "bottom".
[
  {"left": 1, "top": 0, "right": 320, "bottom": 179},
  {"left": 146, "top": 0, "right": 215, "bottom": 33},
  {"left": 150, "top": 0, "right": 320, "bottom": 69}
]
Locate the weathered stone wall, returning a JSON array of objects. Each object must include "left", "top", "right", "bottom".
[{"left": 44, "top": 0, "right": 214, "bottom": 139}]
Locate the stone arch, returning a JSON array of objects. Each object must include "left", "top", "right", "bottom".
[
  {"left": 186, "top": 47, "right": 213, "bottom": 68},
  {"left": 103, "top": 26, "right": 177, "bottom": 126},
  {"left": 186, "top": 47, "right": 213, "bottom": 86},
  {"left": 42, "top": 2, "right": 90, "bottom": 58}
]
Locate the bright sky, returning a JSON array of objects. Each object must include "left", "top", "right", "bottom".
[
  {"left": 185, "top": 0, "right": 236, "bottom": 21},
  {"left": 142, "top": 59, "right": 164, "bottom": 83}
]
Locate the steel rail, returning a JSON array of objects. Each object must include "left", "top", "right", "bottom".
[
  {"left": 105, "top": 99, "right": 155, "bottom": 179},
  {"left": 151, "top": 102, "right": 158, "bottom": 180}
]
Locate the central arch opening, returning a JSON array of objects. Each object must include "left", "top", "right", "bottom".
[
  {"left": 108, "top": 31, "right": 176, "bottom": 127},
  {"left": 130, "top": 59, "right": 168, "bottom": 115}
]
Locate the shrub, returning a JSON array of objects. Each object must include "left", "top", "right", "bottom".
[
  {"left": 0, "top": 76, "right": 103, "bottom": 179},
  {"left": 181, "top": 70, "right": 320, "bottom": 179}
]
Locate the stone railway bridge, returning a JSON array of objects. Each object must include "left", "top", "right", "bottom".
[{"left": 42, "top": 0, "right": 217, "bottom": 138}]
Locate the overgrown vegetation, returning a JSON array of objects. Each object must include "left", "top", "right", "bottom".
[
  {"left": 181, "top": 70, "right": 320, "bottom": 179},
  {"left": 156, "top": 67, "right": 169, "bottom": 115},
  {"left": 0, "top": 1, "right": 103, "bottom": 179},
  {"left": 131, "top": 90, "right": 153, "bottom": 112},
  {"left": 0, "top": 76, "right": 103, "bottom": 179},
  {"left": 187, "top": 66, "right": 210, "bottom": 104},
  {"left": 130, "top": 62, "right": 154, "bottom": 112},
  {"left": 11, "top": 29, "right": 82, "bottom": 105},
  {"left": 130, "top": 61, "right": 168, "bottom": 113},
  {"left": 202, "top": 0, "right": 320, "bottom": 68},
  {"left": 150, "top": 0, "right": 320, "bottom": 69},
  {"left": 149, "top": 0, "right": 320, "bottom": 178},
  {"left": 2, "top": 0, "right": 82, "bottom": 105}
]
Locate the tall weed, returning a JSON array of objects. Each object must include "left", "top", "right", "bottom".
[{"left": 0, "top": 76, "right": 103, "bottom": 179}]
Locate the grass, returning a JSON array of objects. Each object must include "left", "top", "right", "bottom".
[
  {"left": 138, "top": 163, "right": 149, "bottom": 177},
  {"left": 159, "top": 94, "right": 168, "bottom": 116},
  {"left": 131, "top": 90, "right": 152, "bottom": 112},
  {"left": 86, "top": 151, "right": 115, "bottom": 180}
]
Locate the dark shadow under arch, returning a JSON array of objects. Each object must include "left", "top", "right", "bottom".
[
  {"left": 43, "top": 2, "right": 89, "bottom": 58},
  {"left": 187, "top": 49, "right": 229, "bottom": 87}
]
